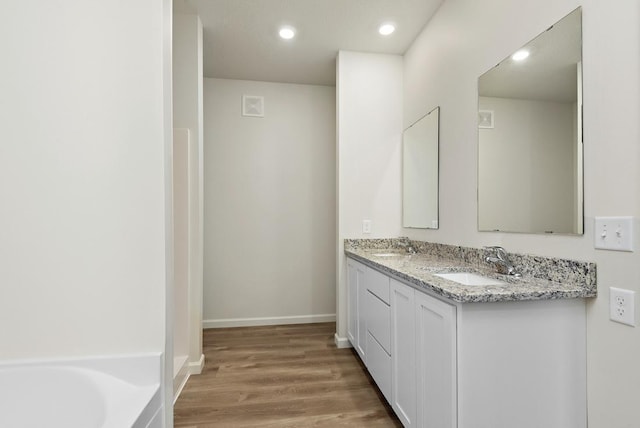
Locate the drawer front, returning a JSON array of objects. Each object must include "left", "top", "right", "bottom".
[
  {"left": 366, "top": 332, "right": 392, "bottom": 404},
  {"left": 366, "top": 267, "right": 390, "bottom": 304},
  {"left": 367, "top": 290, "right": 391, "bottom": 354}
]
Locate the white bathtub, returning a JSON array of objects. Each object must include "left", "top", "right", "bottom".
[{"left": 0, "top": 353, "right": 163, "bottom": 428}]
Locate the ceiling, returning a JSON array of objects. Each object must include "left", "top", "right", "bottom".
[{"left": 175, "top": 0, "right": 445, "bottom": 86}]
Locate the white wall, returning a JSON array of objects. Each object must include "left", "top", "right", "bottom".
[
  {"left": 172, "top": 12, "right": 204, "bottom": 377},
  {"left": 0, "top": 0, "right": 169, "bottom": 359},
  {"left": 478, "top": 96, "right": 576, "bottom": 233},
  {"left": 203, "top": 78, "right": 336, "bottom": 327},
  {"left": 403, "top": 1, "right": 640, "bottom": 426},
  {"left": 336, "top": 51, "right": 404, "bottom": 341}
]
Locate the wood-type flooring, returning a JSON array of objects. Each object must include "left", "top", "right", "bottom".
[{"left": 174, "top": 322, "right": 402, "bottom": 427}]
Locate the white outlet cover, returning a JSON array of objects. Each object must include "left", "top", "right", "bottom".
[
  {"left": 594, "top": 216, "right": 633, "bottom": 252},
  {"left": 610, "top": 287, "right": 636, "bottom": 327}
]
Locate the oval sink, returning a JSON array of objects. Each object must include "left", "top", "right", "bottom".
[{"left": 434, "top": 272, "right": 506, "bottom": 286}]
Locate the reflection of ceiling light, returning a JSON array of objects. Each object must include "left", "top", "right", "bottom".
[
  {"left": 279, "top": 26, "right": 296, "bottom": 40},
  {"left": 512, "top": 49, "right": 530, "bottom": 61},
  {"left": 378, "top": 23, "right": 396, "bottom": 36}
]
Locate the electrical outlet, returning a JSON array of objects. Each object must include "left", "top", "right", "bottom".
[
  {"left": 610, "top": 287, "right": 636, "bottom": 326},
  {"left": 362, "top": 219, "right": 372, "bottom": 234}
]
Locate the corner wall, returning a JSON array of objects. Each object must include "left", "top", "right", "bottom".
[
  {"left": 403, "top": 1, "right": 640, "bottom": 426},
  {"left": 336, "top": 51, "right": 404, "bottom": 342},
  {"left": 172, "top": 12, "right": 204, "bottom": 383}
]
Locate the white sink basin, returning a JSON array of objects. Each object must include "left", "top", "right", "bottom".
[{"left": 435, "top": 272, "right": 506, "bottom": 286}]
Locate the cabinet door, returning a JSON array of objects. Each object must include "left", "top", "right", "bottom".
[
  {"left": 347, "top": 258, "right": 367, "bottom": 361},
  {"left": 390, "top": 279, "right": 417, "bottom": 427},
  {"left": 356, "top": 265, "right": 368, "bottom": 360},
  {"left": 415, "top": 292, "right": 457, "bottom": 428},
  {"left": 347, "top": 259, "right": 358, "bottom": 345}
]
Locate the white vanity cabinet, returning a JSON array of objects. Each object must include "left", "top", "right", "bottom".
[{"left": 346, "top": 256, "right": 587, "bottom": 428}]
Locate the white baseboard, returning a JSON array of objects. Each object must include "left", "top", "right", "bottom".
[
  {"left": 188, "top": 354, "right": 205, "bottom": 375},
  {"left": 173, "top": 372, "right": 189, "bottom": 404},
  {"left": 334, "top": 334, "right": 353, "bottom": 349},
  {"left": 173, "top": 355, "right": 188, "bottom": 378},
  {"left": 172, "top": 353, "right": 205, "bottom": 404},
  {"left": 172, "top": 356, "right": 189, "bottom": 404},
  {"left": 203, "top": 314, "right": 336, "bottom": 329}
]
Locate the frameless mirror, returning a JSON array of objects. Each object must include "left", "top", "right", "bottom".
[
  {"left": 478, "top": 7, "right": 583, "bottom": 234},
  {"left": 403, "top": 106, "right": 439, "bottom": 229}
]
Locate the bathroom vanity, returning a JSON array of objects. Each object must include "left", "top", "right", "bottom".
[{"left": 345, "top": 238, "right": 596, "bottom": 428}]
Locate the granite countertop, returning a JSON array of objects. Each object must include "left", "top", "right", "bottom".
[{"left": 345, "top": 239, "right": 597, "bottom": 303}]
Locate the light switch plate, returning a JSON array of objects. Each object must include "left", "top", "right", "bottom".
[
  {"left": 610, "top": 287, "right": 636, "bottom": 326},
  {"left": 594, "top": 216, "right": 633, "bottom": 251}
]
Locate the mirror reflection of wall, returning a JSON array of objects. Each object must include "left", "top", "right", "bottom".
[
  {"left": 403, "top": 106, "right": 439, "bottom": 229},
  {"left": 478, "top": 7, "right": 583, "bottom": 235}
]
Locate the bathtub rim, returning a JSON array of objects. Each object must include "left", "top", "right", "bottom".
[
  {"left": 0, "top": 351, "right": 162, "bottom": 387},
  {"left": 0, "top": 352, "right": 163, "bottom": 428}
]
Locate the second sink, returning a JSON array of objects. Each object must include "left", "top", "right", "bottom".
[
  {"left": 435, "top": 272, "right": 506, "bottom": 286},
  {"left": 372, "top": 252, "right": 406, "bottom": 257}
]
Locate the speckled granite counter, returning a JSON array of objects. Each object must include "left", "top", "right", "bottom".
[{"left": 345, "top": 238, "right": 597, "bottom": 303}]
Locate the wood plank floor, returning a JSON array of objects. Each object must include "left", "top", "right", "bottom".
[{"left": 174, "top": 322, "right": 402, "bottom": 427}]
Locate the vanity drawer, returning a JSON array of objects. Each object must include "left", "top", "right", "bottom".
[
  {"left": 366, "top": 331, "right": 391, "bottom": 404},
  {"left": 366, "top": 267, "right": 390, "bottom": 304},
  {"left": 367, "top": 290, "right": 391, "bottom": 354}
]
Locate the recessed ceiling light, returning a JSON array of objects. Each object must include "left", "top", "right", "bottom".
[
  {"left": 511, "top": 49, "right": 530, "bottom": 61},
  {"left": 279, "top": 26, "right": 296, "bottom": 40},
  {"left": 378, "top": 23, "right": 396, "bottom": 36}
]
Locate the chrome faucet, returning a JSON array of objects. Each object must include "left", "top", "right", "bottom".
[
  {"left": 484, "top": 246, "right": 520, "bottom": 276},
  {"left": 398, "top": 239, "right": 417, "bottom": 255}
]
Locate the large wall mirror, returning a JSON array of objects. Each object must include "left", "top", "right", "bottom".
[
  {"left": 478, "top": 7, "right": 583, "bottom": 234},
  {"left": 403, "top": 106, "right": 439, "bottom": 229}
]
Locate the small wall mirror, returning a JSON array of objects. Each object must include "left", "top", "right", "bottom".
[
  {"left": 403, "top": 106, "right": 439, "bottom": 229},
  {"left": 478, "top": 7, "right": 583, "bottom": 234}
]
